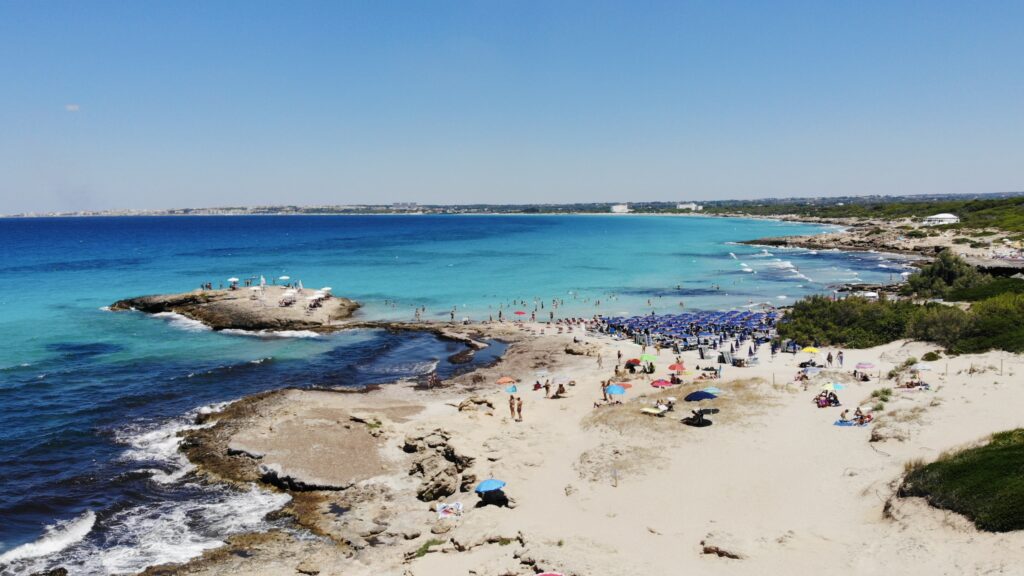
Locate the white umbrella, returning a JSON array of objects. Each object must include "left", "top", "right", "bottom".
[
  {"left": 321, "top": 287, "right": 332, "bottom": 292},
  {"left": 227, "top": 277, "right": 239, "bottom": 283},
  {"left": 279, "top": 276, "right": 290, "bottom": 281}
]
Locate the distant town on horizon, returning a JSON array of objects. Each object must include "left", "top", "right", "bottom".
[{"left": 6, "top": 190, "right": 1024, "bottom": 218}]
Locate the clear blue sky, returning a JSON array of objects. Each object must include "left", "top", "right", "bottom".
[{"left": 1, "top": 1, "right": 1022, "bottom": 212}]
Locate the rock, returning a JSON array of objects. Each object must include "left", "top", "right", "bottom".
[
  {"left": 30, "top": 569, "right": 68, "bottom": 576},
  {"left": 296, "top": 558, "right": 322, "bottom": 575},
  {"left": 431, "top": 519, "right": 456, "bottom": 534},
  {"left": 412, "top": 453, "right": 459, "bottom": 501},
  {"left": 700, "top": 531, "right": 746, "bottom": 559},
  {"left": 460, "top": 472, "right": 477, "bottom": 492},
  {"left": 450, "top": 516, "right": 522, "bottom": 551},
  {"left": 458, "top": 396, "right": 494, "bottom": 412},
  {"left": 423, "top": 433, "right": 447, "bottom": 448}
]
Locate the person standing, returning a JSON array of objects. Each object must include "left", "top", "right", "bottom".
[
  {"left": 827, "top": 352, "right": 834, "bottom": 367},
  {"left": 509, "top": 395, "right": 516, "bottom": 420},
  {"left": 597, "top": 354, "right": 603, "bottom": 368},
  {"left": 516, "top": 397, "right": 523, "bottom": 422},
  {"left": 837, "top": 350, "right": 844, "bottom": 367}
]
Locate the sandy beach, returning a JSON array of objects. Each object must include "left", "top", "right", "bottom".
[{"left": 143, "top": 320, "right": 1024, "bottom": 576}]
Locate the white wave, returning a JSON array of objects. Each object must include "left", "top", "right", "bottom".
[
  {"left": 729, "top": 252, "right": 738, "bottom": 259},
  {"left": 42, "top": 487, "right": 291, "bottom": 575},
  {"left": 360, "top": 359, "right": 439, "bottom": 376},
  {"left": 220, "top": 328, "right": 320, "bottom": 339},
  {"left": 98, "top": 306, "right": 111, "bottom": 311},
  {"left": 153, "top": 312, "right": 211, "bottom": 333},
  {"left": 777, "top": 295, "right": 788, "bottom": 299},
  {"left": 0, "top": 510, "right": 96, "bottom": 563}
]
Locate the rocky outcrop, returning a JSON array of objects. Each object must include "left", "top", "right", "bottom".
[
  {"left": 404, "top": 429, "right": 476, "bottom": 501},
  {"left": 110, "top": 287, "right": 359, "bottom": 331}
]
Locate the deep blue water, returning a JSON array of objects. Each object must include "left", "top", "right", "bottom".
[{"left": 0, "top": 215, "right": 911, "bottom": 574}]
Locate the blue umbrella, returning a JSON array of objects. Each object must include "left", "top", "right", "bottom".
[
  {"left": 475, "top": 479, "right": 507, "bottom": 494},
  {"left": 506, "top": 385, "right": 518, "bottom": 393},
  {"left": 606, "top": 384, "right": 626, "bottom": 395},
  {"left": 684, "top": 390, "right": 718, "bottom": 402}
]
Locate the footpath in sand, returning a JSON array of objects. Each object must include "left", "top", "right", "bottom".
[{"left": 159, "top": 322, "right": 1024, "bottom": 576}]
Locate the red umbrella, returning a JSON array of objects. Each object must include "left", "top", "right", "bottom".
[
  {"left": 618, "top": 382, "right": 633, "bottom": 389},
  {"left": 651, "top": 379, "right": 673, "bottom": 388},
  {"left": 514, "top": 311, "right": 526, "bottom": 315},
  {"left": 668, "top": 363, "right": 685, "bottom": 371},
  {"left": 626, "top": 358, "right": 641, "bottom": 365}
]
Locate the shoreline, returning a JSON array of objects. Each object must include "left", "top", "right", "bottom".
[{"left": 128, "top": 321, "right": 1024, "bottom": 576}]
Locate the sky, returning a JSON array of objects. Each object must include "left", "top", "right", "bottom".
[{"left": 1, "top": 1, "right": 1023, "bottom": 213}]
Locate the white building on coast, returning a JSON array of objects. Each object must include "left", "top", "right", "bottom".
[
  {"left": 676, "top": 202, "right": 703, "bottom": 211},
  {"left": 610, "top": 204, "right": 631, "bottom": 214},
  {"left": 922, "top": 213, "right": 960, "bottom": 226}
]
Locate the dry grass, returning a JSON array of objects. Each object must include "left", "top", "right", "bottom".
[{"left": 582, "top": 377, "right": 772, "bottom": 433}]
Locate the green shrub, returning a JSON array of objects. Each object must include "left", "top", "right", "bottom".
[
  {"left": 905, "top": 229, "right": 928, "bottom": 239},
  {"left": 947, "top": 277, "right": 1024, "bottom": 302},
  {"left": 899, "top": 429, "right": 1024, "bottom": 532},
  {"left": 904, "top": 250, "right": 991, "bottom": 298},
  {"left": 921, "top": 351, "right": 941, "bottom": 361}
]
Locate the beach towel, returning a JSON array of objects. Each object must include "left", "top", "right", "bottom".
[
  {"left": 437, "top": 502, "right": 463, "bottom": 519},
  {"left": 833, "top": 420, "right": 867, "bottom": 427}
]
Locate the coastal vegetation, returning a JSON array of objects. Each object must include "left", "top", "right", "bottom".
[
  {"left": 900, "top": 429, "right": 1024, "bottom": 532},
  {"left": 779, "top": 251, "right": 1024, "bottom": 353},
  {"left": 703, "top": 195, "right": 1024, "bottom": 233},
  {"left": 778, "top": 293, "right": 1024, "bottom": 354},
  {"left": 901, "top": 249, "right": 990, "bottom": 298}
]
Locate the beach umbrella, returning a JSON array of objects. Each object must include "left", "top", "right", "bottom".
[
  {"left": 514, "top": 311, "right": 526, "bottom": 316},
  {"left": 855, "top": 362, "right": 875, "bottom": 370},
  {"left": 227, "top": 277, "right": 240, "bottom": 283},
  {"left": 668, "top": 363, "right": 685, "bottom": 371},
  {"left": 820, "top": 382, "right": 844, "bottom": 392},
  {"left": 618, "top": 382, "right": 633, "bottom": 389},
  {"left": 684, "top": 390, "right": 717, "bottom": 402},
  {"left": 321, "top": 287, "right": 332, "bottom": 292},
  {"left": 802, "top": 347, "right": 820, "bottom": 354},
  {"left": 651, "top": 379, "right": 672, "bottom": 388},
  {"left": 625, "top": 358, "right": 641, "bottom": 365},
  {"left": 496, "top": 376, "right": 516, "bottom": 385},
  {"left": 279, "top": 276, "right": 290, "bottom": 281},
  {"left": 640, "top": 354, "right": 657, "bottom": 362},
  {"left": 475, "top": 479, "right": 507, "bottom": 494},
  {"left": 606, "top": 384, "right": 626, "bottom": 395},
  {"left": 505, "top": 385, "right": 517, "bottom": 393}
]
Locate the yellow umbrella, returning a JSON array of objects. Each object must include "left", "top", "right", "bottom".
[{"left": 802, "top": 347, "right": 820, "bottom": 354}]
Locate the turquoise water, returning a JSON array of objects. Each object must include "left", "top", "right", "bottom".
[{"left": 0, "top": 215, "right": 910, "bottom": 574}]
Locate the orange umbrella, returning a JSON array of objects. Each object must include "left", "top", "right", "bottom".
[
  {"left": 618, "top": 382, "right": 633, "bottom": 389},
  {"left": 669, "top": 363, "right": 685, "bottom": 371},
  {"left": 496, "top": 376, "right": 516, "bottom": 385}
]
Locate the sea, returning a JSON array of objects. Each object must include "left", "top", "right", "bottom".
[{"left": 0, "top": 215, "right": 913, "bottom": 574}]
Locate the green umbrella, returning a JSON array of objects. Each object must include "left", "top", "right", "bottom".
[{"left": 640, "top": 354, "right": 657, "bottom": 362}]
